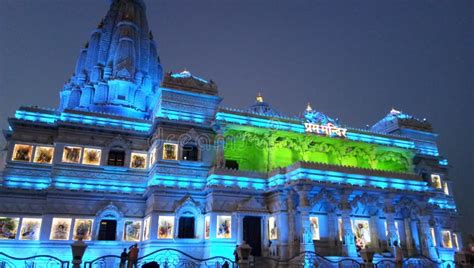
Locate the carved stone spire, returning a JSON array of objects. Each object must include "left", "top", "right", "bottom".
[{"left": 59, "top": 0, "right": 163, "bottom": 119}]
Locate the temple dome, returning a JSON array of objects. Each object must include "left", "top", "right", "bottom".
[{"left": 246, "top": 93, "right": 281, "bottom": 117}]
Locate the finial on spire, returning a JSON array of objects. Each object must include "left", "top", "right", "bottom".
[
  {"left": 390, "top": 108, "right": 401, "bottom": 115},
  {"left": 97, "top": 18, "right": 105, "bottom": 29},
  {"left": 181, "top": 69, "right": 191, "bottom": 77},
  {"left": 256, "top": 92, "right": 263, "bottom": 103},
  {"left": 306, "top": 102, "right": 313, "bottom": 112}
]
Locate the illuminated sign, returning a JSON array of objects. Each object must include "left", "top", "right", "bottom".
[{"left": 304, "top": 122, "right": 347, "bottom": 138}]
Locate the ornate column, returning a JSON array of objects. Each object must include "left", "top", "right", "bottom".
[
  {"left": 404, "top": 218, "right": 416, "bottom": 256},
  {"left": 276, "top": 210, "right": 289, "bottom": 258},
  {"left": 212, "top": 123, "right": 225, "bottom": 168},
  {"left": 287, "top": 190, "right": 298, "bottom": 257},
  {"left": 235, "top": 213, "right": 243, "bottom": 245},
  {"left": 202, "top": 211, "right": 218, "bottom": 259},
  {"left": 434, "top": 219, "right": 443, "bottom": 250},
  {"left": 149, "top": 211, "right": 159, "bottom": 241},
  {"left": 327, "top": 211, "right": 338, "bottom": 255},
  {"left": 295, "top": 185, "right": 314, "bottom": 253},
  {"left": 40, "top": 214, "right": 53, "bottom": 241},
  {"left": 410, "top": 220, "right": 422, "bottom": 253},
  {"left": 384, "top": 205, "right": 398, "bottom": 248},
  {"left": 419, "top": 214, "right": 438, "bottom": 260},
  {"left": 269, "top": 191, "right": 290, "bottom": 259},
  {"left": 261, "top": 215, "right": 270, "bottom": 257},
  {"left": 369, "top": 212, "right": 380, "bottom": 252},
  {"left": 340, "top": 200, "right": 357, "bottom": 257}
]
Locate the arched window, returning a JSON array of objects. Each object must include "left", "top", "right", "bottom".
[
  {"left": 95, "top": 204, "right": 123, "bottom": 241},
  {"left": 108, "top": 148, "right": 125, "bottom": 166},
  {"left": 175, "top": 197, "right": 200, "bottom": 239},
  {"left": 182, "top": 143, "right": 198, "bottom": 161},
  {"left": 178, "top": 216, "right": 195, "bottom": 238}
]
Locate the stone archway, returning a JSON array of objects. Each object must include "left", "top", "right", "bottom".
[{"left": 94, "top": 203, "right": 124, "bottom": 241}]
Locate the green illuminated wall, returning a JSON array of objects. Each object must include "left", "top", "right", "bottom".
[{"left": 223, "top": 125, "right": 414, "bottom": 173}]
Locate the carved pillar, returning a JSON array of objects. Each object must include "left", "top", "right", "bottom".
[
  {"left": 369, "top": 213, "right": 380, "bottom": 252},
  {"left": 209, "top": 212, "right": 217, "bottom": 241},
  {"left": 419, "top": 214, "right": 438, "bottom": 260},
  {"left": 267, "top": 191, "right": 290, "bottom": 259},
  {"left": 236, "top": 213, "right": 243, "bottom": 245},
  {"left": 299, "top": 207, "right": 313, "bottom": 252},
  {"left": 411, "top": 220, "right": 421, "bottom": 253},
  {"left": 276, "top": 211, "right": 289, "bottom": 258},
  {"left": 295, "top": 185, "right": 314, "bottom": 253},
  {"left": 149, "top": 211, "right": 159, "bottom": 241},
  {"left": 116, "top": 218, "right": 125, "bottom": 243},
  {"left": 213, "top": 124, "right": 225, "bottom": 168},
  {"left": 404, "top": 218, "right": 416, "bottom": 256},
  {"left": 327, "top": 211, "right": 338, "bottom": 255},
  {"left": 287, "top": 191, "right": 298, "bottom": 257},
  {"left": 384, "top": 205, "right": 398, "bottom": 248},
  {"left": 434, "top": 220, "right": 444, "bottom": 253},
  {"left": 261, "top": 215, "right": 269, "bottom": 257},
  {"left": 40, "top": 214, "right": 53, "bottom": 241},
  {"left": 340, "top": 201, "right": 357, "bottom": 257}
]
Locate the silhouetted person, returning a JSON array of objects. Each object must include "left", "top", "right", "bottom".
[
  {"left": 233, "top": 245, "right": 239, "bottom": 263},
  {"left": 128, "top": 244, "right": 139, "bottom": 268},
  {"left": 120, "top": 248, "right": 128, "bottom": 268}
]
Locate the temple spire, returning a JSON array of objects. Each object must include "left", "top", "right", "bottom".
[{"left": 59, "top": 0, "right": 163, "bottom": 119}]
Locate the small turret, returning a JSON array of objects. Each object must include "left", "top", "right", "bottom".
[
  {"left": 246, "top": 93, "right": 281, "bottom": 117},
  {"left": 303, "top": 102, "right": 339, "bottom": 126},
  {"left": 371, "top": 108, "right": 433, "bottom": 134}
]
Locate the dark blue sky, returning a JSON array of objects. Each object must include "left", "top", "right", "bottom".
[{"left": 0, "top": 0, "right": 472, "bottom": 235}]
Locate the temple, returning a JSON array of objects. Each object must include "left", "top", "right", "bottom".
[{"left": 0, "top": 0, "right": 461, "bottom": 266}]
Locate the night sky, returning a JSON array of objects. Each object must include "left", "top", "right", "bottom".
[{"left": 0, "top": 0, "right": 472, "bottom": 235}]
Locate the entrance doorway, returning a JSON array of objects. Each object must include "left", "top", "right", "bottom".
[
  {"left": 243, "top": 216, "right": 262, "bottom": 256},
  {"left": 98, "top": 219, "right": 117, "bottom": 240}
]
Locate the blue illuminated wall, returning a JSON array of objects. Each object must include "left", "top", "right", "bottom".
[
  {"left": 13, "top": 107, "right": 152, "bottom": 133},
  {"left": 0, "top": 0, "right": 461, "bottom": 265},
  {"left": 155, "top": 87, "right": 221, "bottom": 124}
]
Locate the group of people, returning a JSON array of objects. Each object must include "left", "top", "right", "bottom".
[
  {"left": 120, "top": 244, "right": 140, "bottom": 268},
  {"left": 120, "top": 245, "right": 160, "bottom": 268}
]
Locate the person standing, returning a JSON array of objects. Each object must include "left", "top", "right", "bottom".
[
  {"left": 233, "top": 245, "right": 239, "bottom": 264},
  {"left": 120, "top": 248, "right": 128, "bottom": 268},
  {"left": 128, "top": 244, "right": 139, "bottom": 268}
]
